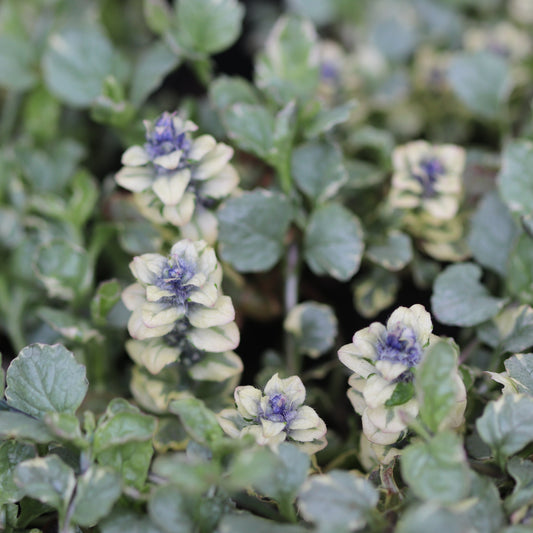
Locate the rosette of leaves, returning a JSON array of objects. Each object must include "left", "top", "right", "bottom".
[
  {"left": 115, "top": 111, "right": 239, "bottom": 243},
  {"left": 217, "top": 373, "right": 327, "bottom": 454},
  {"left": 338, "top": 304, "right": 466, "bottom": 455},
  {"left": 388, "top": 140, "right": 469, "bottom": 261}
]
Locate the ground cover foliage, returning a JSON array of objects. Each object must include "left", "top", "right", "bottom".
[{"left": 2, "top": 0, "right": 533, "bottom": 531}]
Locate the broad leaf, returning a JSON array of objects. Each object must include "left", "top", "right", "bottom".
[
  {"left": 448, "top": 51, "right": 510, "bottom": 119},
  {"left": 467, "top": 192, "right": 518, "bottom": 276},
  {"left": 0, "top": 35, "right": 38, "bottom": 90},
  {"left": 218, "top": 189, "right": 292, "bottom": 272},
  {"left": 210, "top": 76, "right": 259, "bottom": 109},
  {"left": 507, "top": 234, "right": 533, "bottom": 305},
  {"left": 284, "top": 301, "right": 338, "bottom": 358},
  {"left": 304, "top": 203, "right": 364, "bottom": 281},
  {"left": 173, "top": 0, "right": 244, "bottom": 55},
  {"left": 169, "top": 398, "right": 224, "bottom": 445},
  {"left": 43, "top": 23, "right": 129, "bottom": 107},
  {"left": 506, "top": 457, "right": 533, "bottom": 513},
  {"left": 431, "top": 262, "right": 506, "bottom": 326},
  {"left": 298, "top": 470, "right": 378, "bottom": 531},
  {"left": 291, "top": 140, "right": 347, "bottom": 204},
  {"left": 0, "top": 441, "right": 36, "bottom": 504},
  {"left": 366, "top": 231, "right": 412, "bottom": 272},
  {"left": 6, "top": 344, "right": 88, "bottom": 418},
  {"left": 401, "top": 432, "right": 471, "bottom": 504},
  {"left": 416, "top": 340, "right": 462, "bottom": 432},
  {"left": 498, "top": 140, "right": 533, "bottom": 216},
  {"left": 148, "top": 485, "right": 195, "bottom": 533},
  {"left": 477, "top": 393, "right": 533, "bottom": 462}
]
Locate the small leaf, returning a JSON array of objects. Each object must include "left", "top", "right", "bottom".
[
  {"left": 0, "top": 441, "right": 36, "bottom": 504},
  {"left": 91, "top": 279, "right": 123, "bottom": 326},
  {"left": 218, "top": 512, "right": 308, "bottom": 533},
  {"left": 130, "top": 41, "right": 180, "bottom": 106},
  {"left": 498, "top": 140, "right": 533, "bottom": 217},
  {"left": 366, "top": 231, "right": 413, "bottom": 272},
  {"left": 169, "top": 398, "right": 224, "bottom": 445},
  {"left": 506, "top": 457, "right": 533, "bottom": 513},
  {"left": 291, "top": 140, "right": 347, "bottom": 204},
  {"left": 401, "top": 432, "right": 471, "bottom": 504},
  {"left": 448, "top": 51, "right": 510, "bottom": 119},
  {"left": 37, "top": 307, "right": 101, "bottom": 344},
  {"left": 71, "top": 466, "right": 122, "bottom": 527},
  {"left": 6, "top": 344, "right": 88, "bottom": 419},
  {"left": 477, "top": 394, "right": 533, "bottom": 462},
  {"left": 148, "top": 485, "right": 195, "bottom": 533},
  {"left": 284, "top": 301, "right": 338, "bottom": 358},
  {"left": 416, "top": 340, "right": 462, "bottom": 432},
  {"left": 254, "top": 443, "right": 310, "bottom": 503},
  {"left": 0, "top": 412, "right": 55, "bottom": 443},
  {"left": 100, "top": 509, "right": 164, "bottom": 533},
  {"left": 385, "top": 381, "right": 414, "bottom": 408},
  {"left": 218, "top": 189, "right": 292, "bottom": 272},
  {"left": 223, "top": 103, "right": 275, "bottom": 160},
  {"left": 43, "top": 23, "right": 129, "bottom": 107},
  {"left": 396, "top": 503, "right": 469, "bottom": 533},
  {"left": 353, "top": 266, "right": 399, "bottom": 319},
  {"left": 501, "top": 353, "right": 533, "bottom": 395},
  {"left": 298, "top": 470, "right": 378, "bottom": 531},
  {"left": 506, "top": 234, "right": 533, "bottom": 306},
  {"left": 143, "top": 0, "right": 173, "bottom": 34},
  {"left": 15, "top": 455, "right": 76, "bottom": 515},
  {"left": 34, "top": 239, "right": 92, "bottom": 301},
  {"left": 431, "top": 262, "right": 506, "bottom": 326},
  {"left": 255, "top": 15, "right": 319, "bottom": 104},
  {"left": 173, "top": 0, "right": 244, "bottom": 55},
  {"left": 303, "top": 101, "right": 356, "bottom": 139},
  {"left": 467, "top": 192, "right": 518, "bottom": 276},
  {"left": 0, "top": 35, "right": 38, "bottom": 90},
  {"left": 304, "top": 203, "right": 364, "bottom": 281},
  {"left": 210, "top": 76, "right": 259, "bottom": 109}
]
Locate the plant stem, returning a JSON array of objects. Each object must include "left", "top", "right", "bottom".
[
  {"left": 278, "top": 498, "right": 298, "bottom": 523},
  {"left": 284, "top": 238, "right": 300, "bottom": 375},
  {"left": 0, "top": 91, "right": 21, "bottom": 145}
]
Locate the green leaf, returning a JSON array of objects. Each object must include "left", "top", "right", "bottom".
[
  {"left": 44, "top": 412, "right": 87, "bottom": 448},
  {"left": 226, "top": 446, "right": 281, "bottom": 490},
  {"left": 100, "top": 509, "right": 165, "bottom": 533},
  {"left": 498, "top": 140, "right": 533, "bottom": 217},
  {"left": 0, "top": 35, "right": 37, "bottom": 90},
  {"left": 169, "top": 398, "right": 224, "bottom": 445},
  {"left": 255, "top": 15, "right": 319, "bottom": 104},
  {"left": 416, "top": 340, "right": 462, "bottom": 433},
  {"left": 400, "top": 432, "right": 471, "bottom": 504},
  {"left": 467, "top": 192, "right": 518, "bottom": 276},
  {"left": 396, "top": 503, "right": 468, "bottom": 533},
  {"left": 37, "top": 307, "right": 101, "bottom": 344},
  {"left": 353, "top": 266, "right": 399, "bottom": 319},
  {"left": 506, "top": 457, "right": 533, "bottom": 513},
  {"left": 431, "top": 262, "right": 506, "bottom": 326},
  {"left": 366, "top": 231, "right": 413, "bottom": 272},
  {"left": 291, "top": 140, "right": 347, "bottom": 204},
  {"left": 148, "top": 485, "right": 196, "bottom": 533},
  {"left": 43, "top": 23, "right": 129, "bottom": 107},
  {"left": 210, "top": 76, "right": 259, "bottom": 109},
  {"left": 476, "top": 393, "right": 533, "bottom": 462},
  {"left": 507, "top": 234, "right": 533, "bottom": 306},
  {"left": 462, "top": 471, "right": 504, "bottom": 533},
  {"left": 0, "top": 411, "right": 55, "bottom": 443},
  {"left": 34, "top": 239, "right": 92, "bottom": 301},
  {"left": 223, "top": 103, "right": 275, "bottom": 160},
  {"left": 22, "top": 86, "right": 61, "bottom": 142},
  {"left": 71, "top": 466, "right": 122, "bottom": 527},
  {"left": 130, "top": 41, "right": 180, "bottom": 106},
  {"left": 284, "top": 301, "right": 338, "bottom": 358},
  {"left": 304, "top": 203, "right": 364, "bottom": 281},
  {"left": 173, "top": 0, "right": 244, "bottom": 55},
  {"left": 218, "top": 189, "right": 292, "bottom": 272},
  {"left": 504, "top": 354, "right": 533, "bottom": 395},
  {"left": 6, "top": 344, "right": 88, "bottom": 419},
  {"left": 254, "top": 443, "right": 310, "bottom": 503},
  {"left": 218, "top": 512, "right": 308, "bottom": 533},
  {"left": 298, "top": 470, "right": 378, "bottom": 530},
  {"left": 303, "top": 101, "right": 356, "bottom": 139},
  {"left": 91, "top": 279, "right": 123, "bottom": 327},
  {"left": 447, "top": 51, "right": 510, "bottom": 119},
  {"left": 143, "top": 0, "right": 173, "bottom": 34},
  {"left": 385, "top": 381, "right": 414, "bottom": 408},
  {"left": 0, "top": 441, "right": 36, "bottom": 504},
  {"left": 14, "top": 455, "right": 76, "bottom": 515}
]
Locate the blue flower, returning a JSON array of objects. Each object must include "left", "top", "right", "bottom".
[{"left": 376, "top": 323, "right": 422, "bottom": 369}]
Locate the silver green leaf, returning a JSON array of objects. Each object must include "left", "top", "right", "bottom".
[
  {"left": 6, "top": 344, "right": 88, "bottom": 418},
  {"left": 431, "top": 262, "right": 507, "bottom": 326},
  {"left": 304, "top": 203, "right": 364, "bottom": 281}
]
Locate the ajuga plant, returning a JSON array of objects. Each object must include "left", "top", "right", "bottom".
[{"left": 4, "top": 0, "right": 533, "bottom": 532}]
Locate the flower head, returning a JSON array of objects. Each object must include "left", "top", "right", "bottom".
[
  {"left": 115, "top": 112, "right": 239, "bottom": 237},
  {"left": 122, "top": 239, "right": 238, "bottom": 346},
  {"left": 389, "top": 140, "right": 465, "bottom": 220},
  {"left": 218, "top": 373, "right": 327, "bottom": 454}
]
